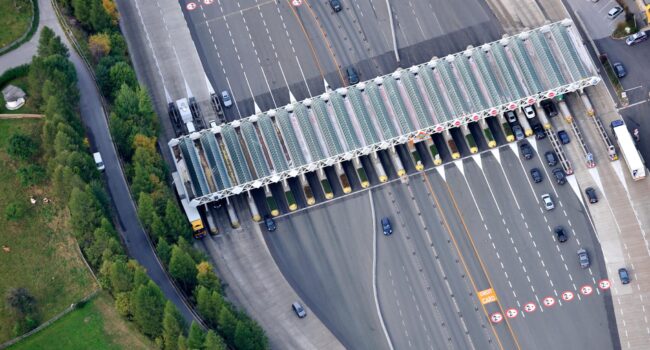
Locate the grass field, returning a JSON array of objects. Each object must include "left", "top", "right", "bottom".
[
  {"left": 0, "top": 0, "right": 34, "bottom": 49},
  {"left": 9, "top": 293, "right": 155, "bottom": 350},
  {"left": 0, "top": 118, "right": 97, "bottom": 342}
]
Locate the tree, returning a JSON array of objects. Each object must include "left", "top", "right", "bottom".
[
  {"left": 89, "top": 0, "right": 112, "bottom": 32},
  {"left": 68, "top": 186, "right": 104, "bottom": 239},
  {"left": 137, "top": 192, "right": 158, "bottom": 232},
  {"left": 196, "top": 261, "right": 220, "bottom": 291},
  {"left": 102, "top": 0, "right": 119, "bottom": 24},
  {"left": 218, "top": 306, "right": 237, "bottom": 345},
  {"left": 177, "top": 335, "right": 188, "bottom": 350},
  {"left": 114, "top": 292, "right": 132, "bottom": 318},
  {"left": 188, "top": 321, "right": 205, "bottom": 350},
  {"left": 72, "top": 0, "right": 91, "bottom": 25},
  {"left": 108, "top": 260, "right": 133, "bottom": 293},
  {"left": 132, "top": 281, "right": 165, "bottom": 338},
  {"left": 234, "top": 320, "right": 268, "bottom": 350},
  {"left": 17, "top": 164, "right": 46, "bottom": 187},
  {"left": 7, "top": 134, "right": 37, "bottom": 161},
  {"left": 169, "top": 246, "right": 198, "bottom": 293},
  {"left": 37, "top": 27, "right": 68, "bottom": 58},
  {"left": 162, "top": 301, "right": 185, "bottom": 350},
  {"left": 164, "top": 199, "right": 190, "bottom": 239},
  {"left": 5, "top": 288, "right": 36, "bottom": 316},
  {"left": 109, "top": 64, "right": 137, "bottom": 97},
  {"left": 203, "top": 330, "right": 226, "bottom": 350},
  {"left": 89, "top": 33, "right": 111, "bottom": 61},
  {"left": 156, "top": 238, "right": 172, "bottom": 266}
]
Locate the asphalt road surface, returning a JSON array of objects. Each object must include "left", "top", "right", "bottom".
[{"left": 181, "top": 0, "right": 503, "bottom": 121}]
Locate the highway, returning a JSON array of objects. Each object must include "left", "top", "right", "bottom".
[{"left": 180, "top": 0, "right": 502, "bottom": 121}]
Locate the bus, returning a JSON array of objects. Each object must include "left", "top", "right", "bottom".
[
  {"left": 172, "top": 172, "right": 207, "bottom": 239},
  {"left": 611, "top": 119, "right": 646, "bottom": 181}
]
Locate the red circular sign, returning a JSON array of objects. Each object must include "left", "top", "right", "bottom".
[
  {"left": 508, "top": 103, "right": 517, "bottom": 110},
  {"left": 547, "top": 91, "right": 556, "bottom": 98},
  {"left": 186, "top": 2, "right": 197, "bottom": 10},
  {"left": 292, "top": 0, "right": 302, "bottom": 6},
  {"left": 543, "top": 296, "right": 556, "bottom": 307},
  {"left": 454, "top": 119, "right": 462, "bottom": 126},
  {"left": 490, "top": 312, "right": 503, "bottom": 324},
  {"left": 599, "top": 279, "right": 611, "bottom": 290},
  {"left": 580, "top": 285, "right": 593, "bottom": 296},
  {"left": 562, "top": 291, "right": 575, "bottom": 302},
  {"left": 524, "top": 302, "right": 537, "bottom": 313},
  {"left": 472, "top": 114, "right": 480, "bottom": 121},
  {"left": 435, "top": 125, "right": 444, "bottom": 132},
  {"left": 527, "top": 97, "right": 536, "bottom": 105},
  {"left": 506, "top": 308, "right": 518, "bottom": 319},
  {"left": 489, "top": 109, "right": 498, "bottom": 116}
]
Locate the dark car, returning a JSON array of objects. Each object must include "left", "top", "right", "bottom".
[
  {"left": 613, "top": 62, "right": 626, "bottom": 78},
  {"left": 505, "top": 110, "right": 517, "bottom": 123},
  {"left": 381, "top": 217, "right": 393, "bottom": 236},
  {"left": 585, "top": 187, "right": 598, "bottom": 203},
  {"left": 513, "top": 125, "right": 525, "bottom": 140},
  {"left": 557, "top": 130, "right": 570, "bottom": 144},
  {"left": 545, "top": 151, "right": 558, "bottom": 166},
  {"left": 264, "top": 216, "right": 276, "bottom": 232},
  {"left": 329, "top": 0, "right": 342, "bottom": 12},
  {"left": 533, "top": 124, "right": 546, "bottom": 139},
  {"left": 520, "top": 142, "right": 533, "bottom": 160},
  {"left": 618, "top": 268, "right": 630, "bottom": 284},
  {"left": 555, "top": 226, "right": 568, "bottom": 243},
  {"left": 346, "top": 66, "right": 359, "bottom": 85},
  {"left": 541, "top": 99, "right": 558, "bottom": 117},
  {"left": 530, "top": 168, "right": 543, "bottom": 183},
  {"left": 292, "top": 302, "right": 307, "bottom": 318},
  {"left": 552, "top": 168, "right": 566, "bottom": 185}
]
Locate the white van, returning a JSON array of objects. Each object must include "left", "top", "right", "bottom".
[{"left": 93, "top": 152, "right": 105, "bottom": 171}]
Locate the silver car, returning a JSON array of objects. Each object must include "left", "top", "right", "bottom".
[
  {"left": 541, "top": 193, "right": 554, "bottom": 210},
  {"left": 577, "top": 248, "right": 590, "bottom": 268},
  {"left": 607, "top": 6, "right": 623, "bottom": 19}
]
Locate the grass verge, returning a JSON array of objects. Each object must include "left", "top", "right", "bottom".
[
  {"left": 0, "top": 0, "right": 39, "bottom": 57},
  {"left": 0, "top": 118, "right": 97, "bottom": 342},
  {"left": 9, "top": 292, "right": 155, "bottom": 350}
]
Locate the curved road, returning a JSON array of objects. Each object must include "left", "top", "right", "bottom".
[{"left": 0, "top": 0, "right": 200, "bottom": 325}]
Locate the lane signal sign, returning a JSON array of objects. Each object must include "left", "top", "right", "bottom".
[
  {"left": 524, "top": 303, "right": 536, "bottom": 313},
  {"left": 598, "top": 279, "right": 611, "bottom": 290},
  {"left": 506, "top": 308, "right": 518, "bottom": 319},
  {"left": 543, "top": 296, "right": 556, "bottom": 307},
  {"left": 186, "top": 2, "right": 197, "bottom": 10},
  {"left": 562, "top": 291, "right": 575, "bottom": 302},
  {"left": 490, "top": 312, "right": 503, "bottom": 324},
  {"left": 580, "top": 285, "right": 593, "bottom": 296}
]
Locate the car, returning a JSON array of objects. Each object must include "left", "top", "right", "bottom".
[
  {"left": 541, "top": 99, "right": 558, "bottom": 117},
  {"left": 292, "top": 302, "right": 307, "bottom": 318},
  {"left": 577, "top": 248, "right": 590, "bottom": 268},
  {"left": 552, "top": 168, "right": 566, "bottom": 185},
  {"left": 532, "top": 124, "right": 545, "bottom": 139},
  {"left": 545, "top": 151, "right": 558, "bottom": 166},
  {"left": 613, "top": 62, "right": 626, "bottom": 78},
  {"left": 346, "top": 66, "right": 359, "bottom": 85},
  {"left": 530, "top": 168, "right": 543, "bottom": 183},
  {"left": 381, "top": 217, "right": 393, "bottom": 236},
  {"left": 523, "top": 105, "right": 536, "bottom": 119},
  {"left": 618, "top": 268, "right": 630, "bottom": 284},
  {"left": 520, "top": 142, "right": 533, "bottom": 160},
  {"left": 585, "top": 187, "right": 598, "bottom": 203},
  {"left": 557, "top": 130, "right": 570, "bottom": 144},
  {"left": 329, "top": 0, "right": 342, "bottom": 12},
  {"left": 626, "top": 31, "right": 647, "bottom": 46},
  {"left": 513, "top": 125, "right": 525, "bottom": 140},
  {"left": 542, "top": 193, "right": 555, "bottom": 210},
  {"left": 607, "top": 6, "right": 623, "bottom": 19},
  {"left": 93, "top": 152, "right": 105, "bottom": 171},
  {"left": 555, "top": 226, "right": 568, "bottom": 243},
  {"left": 505, "top": 110, "right": 517, "bottom": 123},
  {"left": 221, "top": 90, "right": 233, "bottom": 108},
  {"left": 264, "top": 215, "right": 276, "bottom": 232}
]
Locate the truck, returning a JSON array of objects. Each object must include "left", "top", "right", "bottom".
[{"left": 172, "top": 172, "right": 207, "bottom": 239}]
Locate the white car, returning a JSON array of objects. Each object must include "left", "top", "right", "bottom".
[
  {"left": 607, "top": 6, "right": 623, "bottom": 19},
  {"left": 626, "top": 31, "right": 647, "bottom": 46},
  {"left": 541, "top": 193, "right": 554, "bottom": 210},
  {"left": 523, "top": 105, "right": 536, "bottom": 119}
]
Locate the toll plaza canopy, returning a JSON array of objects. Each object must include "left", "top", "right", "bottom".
[{"left": 169, "top": 19, "right": 600, "bottom": 206}]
